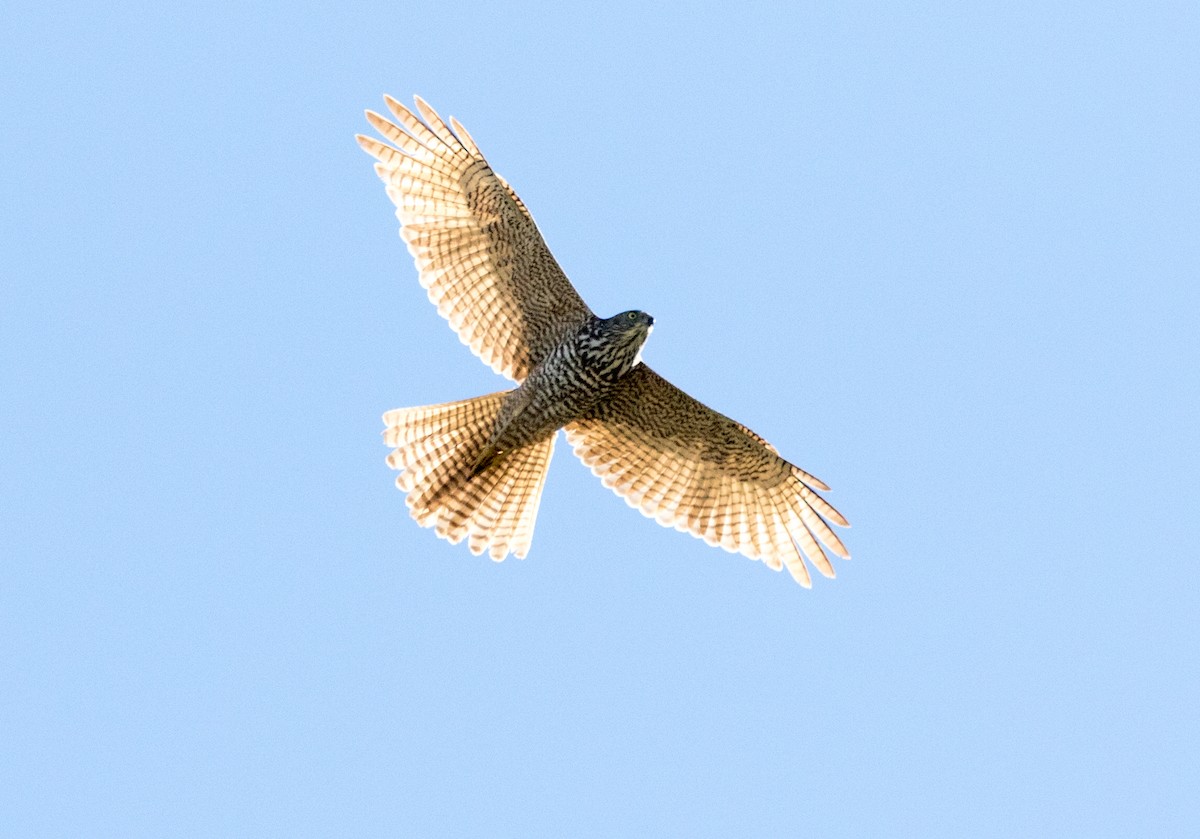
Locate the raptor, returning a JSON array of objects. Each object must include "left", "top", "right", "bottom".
[{"left": 358, "top": 97, "right": 849, "bottom": 586}]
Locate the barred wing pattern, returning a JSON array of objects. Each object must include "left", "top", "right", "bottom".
[
  {"left": 358, "top": 96, "right": 593, "bottom": 382},
  {"left": 564, "top": 364, "right": 850, "bottom": 586}
]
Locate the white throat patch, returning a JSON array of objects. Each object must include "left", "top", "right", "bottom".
[{"left": 632, "top": 324, "right": 653, "bottom": 367}]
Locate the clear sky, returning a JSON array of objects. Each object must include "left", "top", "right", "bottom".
[{"left": 3, "top": 1, "right": 1198, "bottom": 836}]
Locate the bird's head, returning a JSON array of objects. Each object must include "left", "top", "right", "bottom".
[
  {"left": 578, "top": 310, "right": 655, "bottom": 379},
  {"left": 602, "top": 310, "right": 655, "bottom": 351},
  {"left": 606, "top": 309, "right": 655, "bottom": 333}
]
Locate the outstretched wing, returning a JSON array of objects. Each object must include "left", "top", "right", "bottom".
[
  {"left": 564, "top": 364, "right": 850, "bottom": 587},
  {"left": 358, "top": 96, "right": 593, "bottom": 382}
]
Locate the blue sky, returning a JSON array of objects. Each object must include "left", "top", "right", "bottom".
[{"left": 3, "top": 1, "right": 1198, "bottom": 836}]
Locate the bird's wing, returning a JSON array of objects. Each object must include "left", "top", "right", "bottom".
[
  {"left": 563, "top": 364, "right": 850, "bottom": 586},
  {"left": 358, "top": 96, "right": 594, "bottom": 382}
]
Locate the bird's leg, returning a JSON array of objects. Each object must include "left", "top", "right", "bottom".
[
  {"left": 468, "top": 443, "right": 506, "bottom": 478},
  {"left": 468, "top": 384, "right": 537, "bottom": 479}
]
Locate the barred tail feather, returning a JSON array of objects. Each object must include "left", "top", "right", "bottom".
[{"left": 383, "top": 392, "right": 556, "bottom": 560}]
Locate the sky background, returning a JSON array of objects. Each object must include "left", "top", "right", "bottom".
[{"left": 3, "top": 1, "right": 1198, "bottom": 836}]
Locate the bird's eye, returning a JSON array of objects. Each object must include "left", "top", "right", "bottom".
[{"left": 627, "top": 312, "right": 638, "bottom": 321}]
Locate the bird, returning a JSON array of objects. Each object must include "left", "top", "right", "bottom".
[{"left": 358, "top": 96, "right": 850, "bottom": 587}]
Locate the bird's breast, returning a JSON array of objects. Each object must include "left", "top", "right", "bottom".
[{"left": 489, "top": 340, "right": 627, "bottom": 450}]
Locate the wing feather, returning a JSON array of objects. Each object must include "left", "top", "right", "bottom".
[
  {"left": 565, "top": 364, "right": 850, "bottom": 585},
  {"left": 358, "top": 96, "right": 593, "bottom": 381}
]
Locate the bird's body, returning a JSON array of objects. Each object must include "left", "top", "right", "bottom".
[
  {"left": 360, "top": 96, "right": 850, "bottom": 586},
  {"left": 472, "top": 311, "right": 654, "bottom": 474}
]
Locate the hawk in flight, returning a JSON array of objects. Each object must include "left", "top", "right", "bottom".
[{"left": 359, "top": 96, "right": 849, "bottom": 586}]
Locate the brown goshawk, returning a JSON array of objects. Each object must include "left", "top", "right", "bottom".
[{"left": 359, "top": 96, "right": 849, "bottom": 586}]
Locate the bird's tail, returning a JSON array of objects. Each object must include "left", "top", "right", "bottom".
[{"left": 383, "top": 391, "right": 556, "bottom": 560}]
